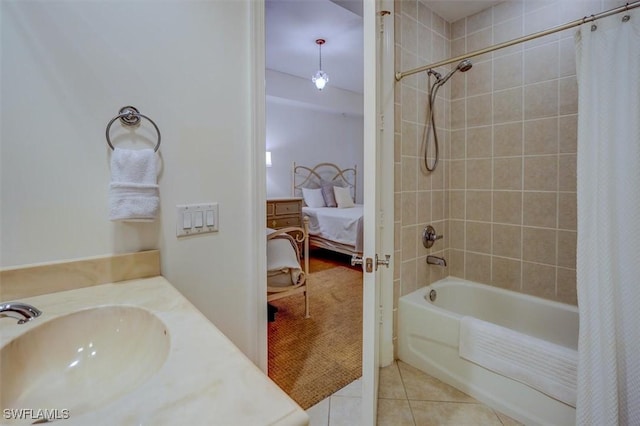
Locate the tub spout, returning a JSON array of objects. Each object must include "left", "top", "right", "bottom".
[{"left": 426, "top": 255, "right": 447, "bottom": 267}]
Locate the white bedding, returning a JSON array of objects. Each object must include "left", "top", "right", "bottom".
[{"left": 302, "top": 205, "right": 363, "bottom": 252}]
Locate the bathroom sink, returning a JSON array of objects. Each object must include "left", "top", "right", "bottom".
[{"left": 0, "top": 306, "right": 170, "bottom": 418}]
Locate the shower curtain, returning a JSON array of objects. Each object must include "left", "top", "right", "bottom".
[{"left": 575, "top": 8, "right": 640, "bottom": 425}]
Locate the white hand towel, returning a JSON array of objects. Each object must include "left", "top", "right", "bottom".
[{"left": 109, "top": 148, "right": 159, "bottom": 221}]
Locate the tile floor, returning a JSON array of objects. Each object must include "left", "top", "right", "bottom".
[{"left": 306, "top": 360, "right": 523, "bottom": 426}]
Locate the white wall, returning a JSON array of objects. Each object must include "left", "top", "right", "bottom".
[
  {"left": 266, "top": 71, "right": 364, "bottom": 202},
  {"left": 1, "top": 1, "right": 260, "bottom": 360}
]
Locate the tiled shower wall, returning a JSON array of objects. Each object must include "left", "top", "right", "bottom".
[{"left": 394, "top": 0, "right": 628, "bottom": 349}]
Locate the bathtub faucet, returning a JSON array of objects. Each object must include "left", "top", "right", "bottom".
[
  {"left": 0, "top": 302, "right": 42, "bottom": 324},
  {"left": 426, "top": 255, "right": 447, "bottom": 267}
]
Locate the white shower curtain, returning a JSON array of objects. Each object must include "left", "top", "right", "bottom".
[{"left": 575, "top": 8, "right": 640, "bottom": 426}]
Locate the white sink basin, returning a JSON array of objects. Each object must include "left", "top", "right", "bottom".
[{"left": 1, "top": 306, "right": 170, "bottom": 418}]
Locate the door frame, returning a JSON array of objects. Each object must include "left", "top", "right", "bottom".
[{"left": 252, "top": 0, "right": 395, "bottom": 399}]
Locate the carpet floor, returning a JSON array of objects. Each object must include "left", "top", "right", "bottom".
[{"left": 267, "top": 265, "right": 363, "bottom": 410}]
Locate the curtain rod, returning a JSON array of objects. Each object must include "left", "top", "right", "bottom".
[{"left": 395, "top": 1, "right": 640, "bottom": 81}]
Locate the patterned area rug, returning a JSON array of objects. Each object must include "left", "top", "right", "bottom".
[{"left": 268, "top": 265, "right": 363, "bottom": 410}]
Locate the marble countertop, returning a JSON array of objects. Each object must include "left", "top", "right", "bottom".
[{"left": 0, "top": 276, "right": 309, "bottom": 426}]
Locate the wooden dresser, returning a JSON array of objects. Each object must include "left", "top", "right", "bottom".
[{"left": 266, "top": 197, "right": 303, "bottom": 229}]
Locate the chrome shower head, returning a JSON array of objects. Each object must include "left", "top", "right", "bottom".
[
  {"left": 457, "top": 59, "right": 473, "bottom": 72},
  {"left": 434, "top": 59, "right": 473, "bottom": 87}
]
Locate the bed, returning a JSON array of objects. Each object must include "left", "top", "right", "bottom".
[
  {"left": 292, "top": 162, "right": 363, "bottom": 256},
  {"left": 267, "top": 218, "right": 310, "bottom": 318}
]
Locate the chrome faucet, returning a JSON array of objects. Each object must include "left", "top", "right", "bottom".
[
  {"left": 0, "top": 302, "right": 42, "bottom": 324},
  {"left": 426, "top": 255, "right": 447, "bottom": 267}
]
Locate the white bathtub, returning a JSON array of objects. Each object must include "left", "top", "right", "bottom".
[{"left": 398, "top": 277, "right": 579, "bottom": 426}]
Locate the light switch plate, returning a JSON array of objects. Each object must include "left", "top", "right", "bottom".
[{"left": 176, "top": 203, "right": 218, "bottom": 237}]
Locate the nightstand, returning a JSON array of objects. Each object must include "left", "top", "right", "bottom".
[{"left": 266, "top": 197, "right": 303, "bottom": 229}]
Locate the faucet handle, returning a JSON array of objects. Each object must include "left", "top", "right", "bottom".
[{"left": 422, "top": 225, "right": 443, "bottom": 249}]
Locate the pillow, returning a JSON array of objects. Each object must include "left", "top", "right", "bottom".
[
  {"left": 333, "top": 185, "right": 355, "bottom": 208},
  {"left": 320, "top": 180, "right": 341, "bottom": 208},
  {"left": 302, "top": 187, "right": 326, "bottom": 208}
]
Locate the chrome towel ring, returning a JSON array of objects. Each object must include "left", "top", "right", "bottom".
[{"left": 105, "top": 106, "right": 161, "bottom": 152}]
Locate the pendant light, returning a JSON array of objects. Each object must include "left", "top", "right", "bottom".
[{"left": 312, "top": 39, "right": 329, "bottom": 91}]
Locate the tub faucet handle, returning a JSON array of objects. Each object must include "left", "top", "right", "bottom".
[{"left": 422, "top": 225, "right": 443, "bottom": 248}]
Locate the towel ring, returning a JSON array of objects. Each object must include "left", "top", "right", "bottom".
[{"left": 105, "top": 106, "right": 161, "bottom": 152}]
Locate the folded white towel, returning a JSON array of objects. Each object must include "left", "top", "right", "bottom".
[
  {"left": 109, "top": 148, "right": 159, "bottom": 222},
  {"left": 459, "top": 316, "right": 577, "bottom": 407}
]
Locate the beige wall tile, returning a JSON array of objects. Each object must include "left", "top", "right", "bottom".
[
  {"left": 494, "top": 122, "right": 523, "bottom": 157},
  {"left": 493, "top": 52, "right": 523, "bottom": 91},
  {"left": 491, "top": 257, "right": 522, "bottom": 291},
  {"left": 493, "top": 1, "right": 524, "bottom": 25},
  {"left": 467, "top": 27, "right": 492, "bottom": 62},
  {"left": 467, "top": 126, "right": 492, "bottom": 158},
  {"left": 417, "top": 190, "right": 432, "bottom": 224},
  {"left": 493, "top": 224, "right": 522, "bottom": 259},
  {"left": 451, "top": 129, "right": 466, "bottom": 159},
  {"left": 493, "top": 191, "right": 523, "bottom": 225},
  {"left": 401, "top": 120, "right": 418, "bottom": 157},
  {"left": 524, "top": 117, "right": 558, "bottom": 155},
  {"left": 559, "top": 114, "right": 577, "bottom": 154},
  {"left": 402, "top": 85, "right": 418, "bottom": 123},
  {"left": 452, "top": 19, "right": 466, "bottom": 40},
  {"left": 559, "top": 76, "right": 578, "bottom": 115},
  {"left": 524, "top": 155, "right": 558, "bottom": 191},
  {"left": 467, "top": 7, "right": 493, "bottom": 34},
  {"left": 432, "top": 190, "right": 445, "bottom": 221},
  {"left": 522, "top": 262, "right": 556, "bottom": 300},
  {"left": 467, "top": 94, "right": 493, "bottom": 127},
  {"left": 467, "top": 60, "right": 492, "bottom": 97},
  {"left": 402, "top": 156, "right": 418, "bottom": 191},
  {"left": 451, "top": 99, "right": 466, "bottom": 130},
  {"left": 557, "top": 267, "right": 577, "bottom": 305},
  {"left": 524, "top": 80, "right": 558, "bottom": 119},
  {"left": 401, "top": 259, "right": 418, "bottom": 296},
  {"left": 493, "top": 16, "right": 524, "bottom": 57},
  {"left": 467, "top": 159, "right": 492, "bottom": 189},
  {"left": 465, "top": 252, "right": 492, "bottom": 283},
  {"left": 401, "top": 192, "right": 417, "bottom": 225},
  {"left": 494, "top": 87, "right": 523, "bottom": 124},
  {"left": 524, "top": 42, "right": 559, "bottom": 84},
  {"left": 523, "top": 191, "right": 557, "bottom": 228},
  {"left": 401, "top": 14, "right": 417, "bottom": 54},
  {"left": 557, "top": 230, "right": 577, "bottom": 269},
  {"left": 558, "top": 192, "right": 577, "bottom": 230},
  {"left": 402, "top": 225, "right": 418, "bottom": 260},
  {"left": 449, "top": 249, "right": 465, "bottom": 278},
  {"left": 494, "top": 157, "right": 522, "bottom": 190},
  {"left": 558, "top": 154, "right": 577, "bottom": 192},
  {"left": 523, "top": 227, "right": 557, "bottom": 265},
  {"left": 450, "top": 159, "right": 466, "bottom": 189},
  {"left": 450, "top": 220, "right": 465, "bottom": 250},
  {"left": 450, "top": 190, "right": 465, "bottom": 219},
  {"left": 466, "top": 221, "right": 492, "bottom": 254},
  {"left": 559, "top": 37, "right": 577, "bottom": 78},
  {"left": 466, "top": 190, "right": 492, "bottom": 222}
]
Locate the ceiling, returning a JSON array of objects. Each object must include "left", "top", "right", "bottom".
[{"left": 266, "top": 0, "right": 501, "bottom": 94}]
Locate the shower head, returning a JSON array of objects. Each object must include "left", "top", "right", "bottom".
[
  {"left": 434, "top": 59, "right": 473, "bottom": 87},
  {"left": 457, "top": 59, "right": 473, "bottom": 72}
]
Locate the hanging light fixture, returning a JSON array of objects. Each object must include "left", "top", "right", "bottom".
[{"left": 312, "top": 39, "right": 329, "bottom": 91}]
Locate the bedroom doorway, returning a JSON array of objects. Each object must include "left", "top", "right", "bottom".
[{"left": 262, "top": 0, "right": 394, "bottom": 423}]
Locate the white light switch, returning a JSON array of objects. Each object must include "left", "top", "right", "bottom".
[
  {"left": 206, "top": 210, "right": 215, "bottom": 227},
  {"left": 194, "top": 211, "right": 203, "bottom": 228},
  {"left": 176, "top": 203, "right": 219, "bottom": 237},
  {"left": 183, "top": 212, "right": 192, "bottom": 229}
]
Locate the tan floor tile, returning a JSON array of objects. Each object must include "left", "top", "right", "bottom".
[
  {"left": 328, "top": 396, "right": 361, "bottom": 426},
  {"left": 376, "top": 399, "right": 415, "bottom": 426},
  {"left": 378, "top": 362, "right": 407, "bottom": 399},
  {"left": 409, "top": 401, "right": 503, "bottom": 426},
  {"left": 397, "top": 361, "right": 476, "bottom": 403},
  {"left": 495, "top": 411, "right": 524, "bottom": 426}
]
